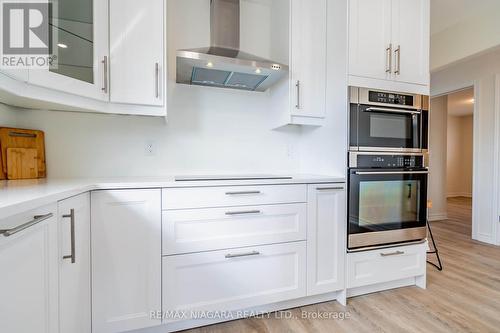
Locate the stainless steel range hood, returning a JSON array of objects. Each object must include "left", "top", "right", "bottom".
[{"left": 176, "top": 0, "right": 288, "bottom": 92}]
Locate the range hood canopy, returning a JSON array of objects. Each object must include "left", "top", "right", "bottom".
[{"left": 176, "top": 0, "right": 288, "bottom": 92}]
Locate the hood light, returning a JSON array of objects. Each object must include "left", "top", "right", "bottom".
[
  {"left": 206, "top": 62, "right": 214, "bottom": 68},
  {"left": 255, "top": 68, "right": 262, "bottom": 74},
  {"left": 57, "top": 43, "right": 68, "bottom": 49}
]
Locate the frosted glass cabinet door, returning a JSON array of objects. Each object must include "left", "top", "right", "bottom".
[{"left": 28, "top": 0, "right": 109, "bottom": 101}]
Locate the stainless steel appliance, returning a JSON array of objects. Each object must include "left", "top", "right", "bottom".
[
  {"left": 176, "top": 0, "right": 288, "bottom": 92},
  {"left": 347, "top": 152, "right": 428, "bottom": 250},
  {"left": 349, "top": 87, "right": 429, "bottom": 153}
]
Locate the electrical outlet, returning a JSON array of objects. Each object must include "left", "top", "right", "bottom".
[{"left": 145, "top": 141, "right": 155, "bottom": 156}]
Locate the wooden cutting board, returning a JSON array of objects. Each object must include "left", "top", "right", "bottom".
[
  {"left": 0, "top": 127, "right": 46, "bottom": 179},
  {"left": 6, "top": 148, "right": 38, "bottom": 180}
]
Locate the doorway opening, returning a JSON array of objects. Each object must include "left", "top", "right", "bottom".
[{"left": 429, "top": 87, "right": 474, "bottom": 239}]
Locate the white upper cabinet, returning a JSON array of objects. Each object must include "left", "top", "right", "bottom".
[
  {"left": 284, "top": 0, "right": 327, "bottom": 126},
  {"left": 348, "top": 0, "right": 392, "bottom": 81},
  {"left": 290, "top": 0, "right": 327, "bottom": 123},
  {"left": 28, "top": 0, "right": 109, "bottom": 101},
  {"left": 391, "top": 0, "right": 430, "bottom": 86},
  {"left": 109, "top": 0, "right": 164, "bottom": 106},
  {"left": 0, "top": 204, "right": 59, "bottom": 333},
  {"left": 348, "top": 0, "right": 430, "bottom": 93},
  {"left": 58, "top": 193, "right": 91, "bottom": 333}
]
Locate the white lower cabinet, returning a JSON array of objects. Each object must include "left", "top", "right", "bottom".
[
  {"left": 347, "top": 242, "right": 426, "bottom": 289},
  {"left": 91, "top": 189, "right": 162, "bottom": 333},
  {"left": 0, "top": 204, "right": 59, "bottom": 333},
  {"left": 163, "top": 203, "right": 306, "bottom": 255},
  {"left": 306, "top": 184, "right": 346, "bottom": 296},
  {"left": 163, "top": 241, "right": 307, "bottom": 322},
  {"left": 58, "top": 193, "right": 91, "bottom": 333}
]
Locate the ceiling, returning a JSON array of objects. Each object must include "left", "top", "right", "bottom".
[
  {"left": 447, "top": 88, "right": 474, "bottom": 117},
  {"left": 431, "top": 0, "right": 500, "bottom": 35}
]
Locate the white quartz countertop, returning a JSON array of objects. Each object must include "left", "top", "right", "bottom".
[{"left": 0, "top": 174, "right": 345, "bottom": 219}]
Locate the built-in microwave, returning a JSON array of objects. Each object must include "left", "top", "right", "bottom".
[{"left": 349, "top": 87, "right": 429, "bottom": 153}]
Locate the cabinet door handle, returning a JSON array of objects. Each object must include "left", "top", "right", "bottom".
[
  {"left": 295, "top": 80, "right": 300, "bottom": 109},
  {"left": 225, "top": 191, "right": 261, "bottom": 195},
  {"left": 225, "top": 251, "right": 260, "bottom": 259},
  {"left": 101, "top": 56, "right": 108, "bottom": 93},
  {"left": 394, "top": 45, "right": 401, "bottom": 75},
  {"left": 155, "top": 62, "right": 160, "bottom": 99},
  {"left": 386, "top": 44, "right": 392, "bottom": 73},
  {"left": 317, "top": 187, "right": 344, "bottom": 191},
  {"left": 62, "top": 209, "right": 76, "bottom": 264},
  {"left": 0, "top": 213, "right": 53, "bottom": 237},
  {"left": 380, "top": 250, "right": 405, "bottom": 257},
  {"left": 225, "top": 210, "right": 261, "bottom": 216}
]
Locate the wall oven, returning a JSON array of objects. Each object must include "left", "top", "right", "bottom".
[
  {"left": 350, "top": 87, "right": 429, "bottom": 153},
  {"left": 348, "top": 152, "right": 428, "bottom": 250}
]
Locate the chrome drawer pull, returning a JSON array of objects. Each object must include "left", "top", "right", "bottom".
[
  {"left": 225, "top": 251, "right": 260, "bottom": 259},
  {"left": 317, "top": 187, "right": 344, "bottom": 191},
  {"left": 225, "top": 191, "right": 261, "bottom": 195},
  {"left": 380, "top": 250, "right": 405, "bottom": 257},
  {"left": 0, "top": 213, "right": 53, "bottom": 237},
  {"left": 225, "top": 210, "right": 261, "bottom": 216},
  {"left": 62, "top": 209, "right": 76, "bottom": 264}
]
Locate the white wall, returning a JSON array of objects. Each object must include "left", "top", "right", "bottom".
[
  {"left": 0, "top": 103, "right": 18, "bottom": 127},
  {"left": 4, "top": 0, "right": 348, "bottom": 179},
  {"left": 446, "top": 115, "right": 473, "bottom": 197},
  {"left": 428, "top": 95, "right": 448, "bottom": 221},
  {"left": 431, "top": 3, "right": 500, "bottom": 71},
  {"left": 431, "top": 49, "right": 500, "bottom": 245}
]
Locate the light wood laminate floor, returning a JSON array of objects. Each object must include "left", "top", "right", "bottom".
[{"left": 183, "top": 197, "right": 500, "bottom": 333}]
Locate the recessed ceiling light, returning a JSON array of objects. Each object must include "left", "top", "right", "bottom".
[
  {"left": 206, "top": 62, "right": 214, "bottom": 68},
  {"left": 57, "top": 43, "right": 68, "bottom": 49},
  {"left": 255, "top": 68, "right": 262, "bottom": 74}
]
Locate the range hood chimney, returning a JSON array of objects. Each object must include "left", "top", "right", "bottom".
[{"left": 176, "top": 0, "right": 288, "bottom": 92}]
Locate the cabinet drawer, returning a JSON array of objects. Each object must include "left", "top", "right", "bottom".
[
  {"left": 163, "top": 241, "right": 306, "bottom": 321},
  {"left": 163, "top": 204, "right": 306, "bottom": 255},
  {"left": 347, "top": 242, "right": 426, "bottom": 289},
  {"left": 162, "top": 184, "right": 307, "bottom": 210}
]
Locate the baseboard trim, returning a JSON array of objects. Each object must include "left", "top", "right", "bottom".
[{"left": 428, "top": 213, "right": 448, "bottom": 221}]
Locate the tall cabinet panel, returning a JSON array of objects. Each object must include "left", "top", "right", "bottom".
[
  {"left": 306, "top": 184, "right": 346, "bottom": 296},
  {"left": 28, "top": 0, "right": 109, "bottom": 101},
  {"left": 348, "top": 0, "right": 392, "bottom": 81},
  {"left": 91, "top": 189, "right": 162, "bottom": 333},
  {"left": 391, "top": 0, "right": 430, "bottom": 86},
  {"left": 290, "top": 0, "right": 327, "bottom": 121},
  {"left": 109, "top": 0, "right": 165, "bottom": 106},
  {"left": 0, "top": 205, "right": 59, "bottom": 333},
  {"left": 58, "top": 193, "right": 91, "bottom": 333}
]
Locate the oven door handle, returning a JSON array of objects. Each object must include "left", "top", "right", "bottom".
[
  {"left": 364, "top": 107, "right": 420, "bottom": 115},
  {"left": 354, "top": 171, "right": 429, "bottom": 175}
]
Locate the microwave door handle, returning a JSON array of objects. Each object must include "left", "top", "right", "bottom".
[
  {"left": 354, "top": 171, "right": 429, "bottom": 175},
  {"left": 364, "top": 107, "right": 420, "bottom": 115}
]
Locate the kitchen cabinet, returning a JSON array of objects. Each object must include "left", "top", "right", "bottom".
[
  {"left": 0, "top": 204, "right": 59, "bottom": 333},
  {"left": 163, "top": 241, "right": 307, "bottom": 321},
  {"left": 58, "top": 193, "right": 91, "bottom": 333},
  {"left": 109, "top": 0, "right": 165, "bottom": 106},
  {"left": 28, "top": 0, "right": 109, "bottom": 101},
  {"left": 348, "top": 0, "right": 429, "bottom": 94},
  {"left": 286, "top": 0, "right": 328, "bottom": 126},
  {"left": 91, "top": 189, "right": 161, "bottom": 333},
  {"left": 306, "top": 184, "right": 346, "bottom": 296}
]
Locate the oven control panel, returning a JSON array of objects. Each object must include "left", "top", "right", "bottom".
[
  {"left": 368, "top": 91, "right": 414, "bottom": 106},
  {"left": 350, "top": 153, "right": 426, "bottom": 169}
]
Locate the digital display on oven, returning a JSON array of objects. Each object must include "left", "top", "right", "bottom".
[{"left": 368, "top": 91, "right": 414, "bottom": 106}]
